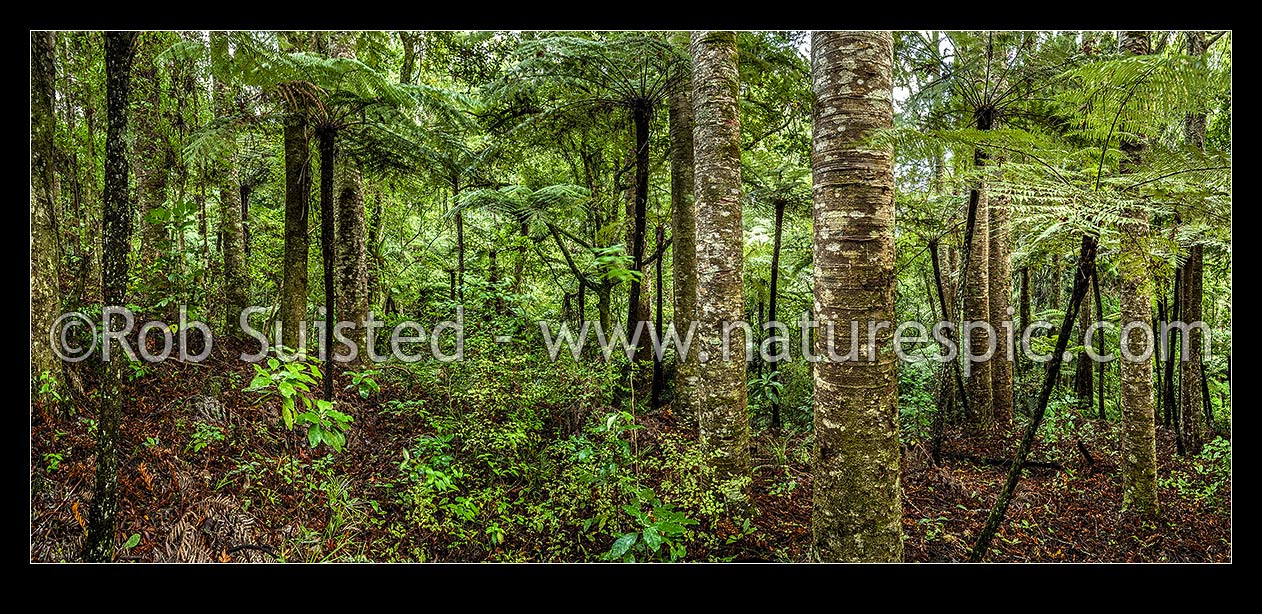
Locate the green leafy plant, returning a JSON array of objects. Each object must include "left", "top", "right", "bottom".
[
  {"left": 37, "top": 371, "right": 64, "bottom": 405},
  {"left": 601, "top": 487, "right": 698, "bottom": 562},
  {"left": 749, "top": 370, "right": 784, "bottom": 406},
  {"left": 44, "top": 452, "right": 64, "bottom": 472},
  {"left": 296, "top": 399, "right": 354, "bottom": 452},
  {"left": 126, "top": 359, "right": 151, "bottom": 382},
  {"left": 247, "top": 354, "right": 321, "bottom": 430},
  {"left": 189, "top": 421, "right": 225, "bottom": 453},
  {"left": 345, "top": 369, "right": 380, "bottom": 399}
]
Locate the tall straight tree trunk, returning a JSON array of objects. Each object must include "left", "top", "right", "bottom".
[
  {"left": 652, "top": 225, "right": 666, "bottom": 410},
  {"left": 133, "top": 33, "right": 172, "bottom": 307},
  {"left": 691, "top": 30, "right": 750, "bottom": 491},
  {"left": 318, "top": 128, "right": 337, "bottom": 401},
  {"left": 85, "top": 31, "right": 136, "bottom": 562},
  {"left": 1074, "top": 269, "right": 1095, "bottom": 411},
  {"left": 399, "top": 31, "right": 419, "bottom": 85},
  {"left": 281, "top": 111, "right": 311, "bottom": 351},
  {"left": 1019, "top": 266, "right": 1031, "bottom": 376},
  {"left": 1165, "top": 269, "right": 1183, "bottom": 451},
  {"left": 335, "top": 156, "right": 368, "bottom": 362},
  {"left": 455, "top": 177, "right": 464, "bottom": 303},
  {"left": 989, "top": 194, "right": 1014, "bottom": 425},
  {"left": 1180, "top": 31, "right": 1209, "bottom": 452},
  {"left": 810, "top": 30, "right": 902, "bottom": 562},
  {"left": 669, "top": 32, "right": 699, "bottom": 430},
  {"left": 930, "top": 239, "right": 969, "bottom": 461},
  {"left": 331, "top": 33, "right": 368, "bottom": 364},
  {"left": 241, "top": 184, "right": 252, "bottom": 258},
  {"left": 626, "top": 103, "right": 653, "bottom": 376},
  {"left": 963, "top": 181, "right": 992, "bottom": 426},
  {"left": 1180, "top": 244, "right": 1205, "bottom": 453},
  {"left": 768, "top": 198, "right": 786, "bottom": 430},
  {"left": 1117, "top": 30, "right": 1159, "bottom": 514},
  {"left": 31, "top": 31, "right": 61, "bottom": 396},
  {"left": 1094, "top": 265, "right": 1106, "bottom": 420},
  {"left": 210, "top": 32, "right": 249, "bottom": 336}
]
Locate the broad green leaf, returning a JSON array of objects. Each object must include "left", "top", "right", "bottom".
[{"left": 609, "top": 533, "right": 637, "bottom": 558}]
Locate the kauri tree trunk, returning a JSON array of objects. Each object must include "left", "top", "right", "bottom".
[
  {"left": 210, "top": 31, "right": 249, "bottom": 337},
  {"left": 989, "top": 194, "right": 1014, "bottom": 425},
  {"left": 1117, "top": 29, "right": 1159, "bottom": 514},
  {"left": 810, "top": 30, "right": 903, "bottom": 562},
  {"left": 691, "top": 30, "right": 751, "bottom": 492},
  {"left": 669, "top": 30, "right": 699, "bottom": 430}
]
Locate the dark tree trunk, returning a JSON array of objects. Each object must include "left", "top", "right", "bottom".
[
  {"left": 626, "top": 103, "right": 652, "bottom": 367},
  {"left": 241, "top": 183, "right": 251, "bottom": 258},
  {"left": 455, "top": 178, "right": 465, "bottom": 303},
  {"left": 318, "top": 128, "right": 337, "bottom": 402},
  {"left": 85, "top": 31, "right": 136, "bottom": 563},
  {"left": 768, "top": 198, "right": 786, "bottom": 430},
  {"left": 1166, "top": 267, "right": 1182, "bottom": 451},
  {"left": 31, "top": 31, "right": 61, "bottom": 395},
  {"left": 1156, "top": 298, "right": 1165, "bottom": 424},
  {"left": 1180, "top": 244, "right": 1205, "bottom": 454},
  {"left": 1019, "top": 266, "right": 1031, "bottom": 375},
  {"left": 1094, "top": 264, "right": 1106, "bottom": 420},
  {"left": 652, "top": 225, "right": 665, "bottom": 410},
  {"left": 281, "top": 112, "right": 311, "bottom": 351},
  {"left": 1074, "top": 267, "right": 1094, "bottom": 413}
]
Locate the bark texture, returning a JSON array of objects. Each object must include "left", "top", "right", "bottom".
[
  {"left": 1117, "top": 30, "right": 1159, "bottom": 515},
  {"left": 809, "top": 30, "right": 903, "bottom": 562},
  {"left": 988, "top": 194, "right": 1014, "bottom": 425},
  {"left": 31, "top": 31, "right": 61, "bottom": 391},
  {"left": 669, "top": 31, "right": 699, "bottom": 430},
  {"left": 133, "top": 33, "right": 173, "bottom": 303},
  {"left": 1074, "top": 271, "right": 1095, "bottom": 411},
  {"left": 1180, "top": 244, "right": 1205, "bottom": 453},
  {"left": 331, "top": 33, "right": 369, "bottom": 363},
  {"left": 210, "top": 31, "right": 249, "bottom": 336},
  {"left": 690, "top": 31, "right": 750, "bottom": 490},
  {"left": 281, "top": 111, "right": 311, "bottom": 350},
  {"left": 85, "top": 31, "right": 136, "bottom": 562},
  {"left": 964, "top": 184, "right": 992, "bottom": 426}
]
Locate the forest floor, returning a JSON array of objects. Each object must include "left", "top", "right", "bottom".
[{"left": 30, "top": 339, "right": 1230, "bottom": 563}]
